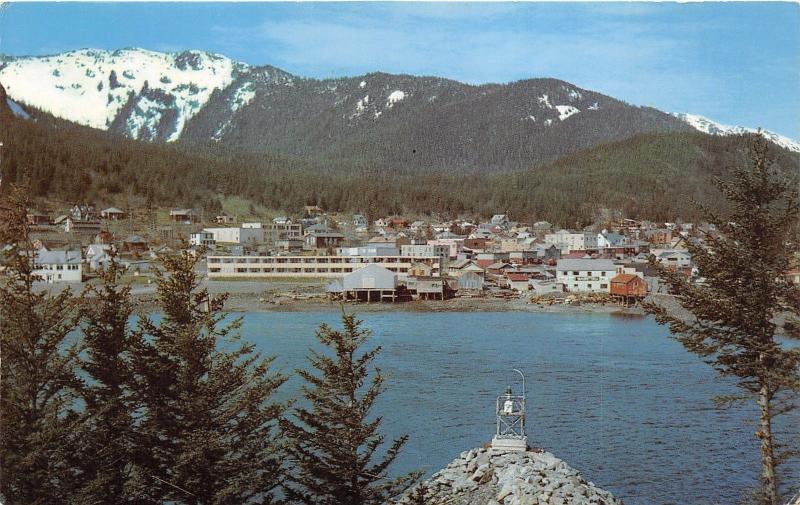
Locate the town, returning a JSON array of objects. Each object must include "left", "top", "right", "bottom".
[{"left": 23, "top": 202, "right": 796, "bottom": 308}]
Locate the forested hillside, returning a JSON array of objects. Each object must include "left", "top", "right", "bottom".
[{"left": 2, "top": 88, "right": 797, "bottom": 226}]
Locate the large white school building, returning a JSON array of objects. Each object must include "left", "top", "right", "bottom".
[{"left": 207, "top": 254, "right": 441, "bottom": 279}]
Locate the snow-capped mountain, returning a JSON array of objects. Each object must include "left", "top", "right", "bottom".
[
  {"left": 672, "top": 113, "right": 800, "bottom": 153},
  {"left": 0, "top": 48, "right": 250, "bottom": 141},
  {"left": 2, "top": 47, "right": 795, "bottom": 170}
]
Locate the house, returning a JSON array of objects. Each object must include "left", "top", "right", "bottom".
[
  {"left": 531, "top": 279, "right": 564, "bottom": 295},
  {"left": 448, "top": 259, "right": 484, "bottom": 277},
  {"left": 305, "top": 232, "right": 345, "bottom": 250},
  {"left": 63, "top": 217, "right": 102, "bottom": 237},
  {"left": 401, "top": 244, "right": 449, "bottom": 262},
  {"left": 353, "top": 214, "right": 368, "bottom": 230},
  {"left": 190, "top": 231, "right": 216, "bottom": 248},
  {"left": 610, "top": 273, "right": 648, "bottom": 304},
  {"left": 170, "top": 208, "right": 199, "bottom": 224},
  {"left": 123, "top": 235, "right": 148, "bottom": 254},
  {"left": 100, "top": 207, "right": 125, "bottom": 220},
  {"left": 406, "top": 275, "right": 449, "bottom": 300},
  {"left": 86, "top": 243, "right": 114, "bottom": 271},
  {"left": 409, "top": 220, "right": 427, "bottom": 233},
  {"left": 215, "top": 213, "right": 235, "bottom": 224},
  {"left": 204, "top": 227, "right": 264, "bottom": 245},
  {"left": 490, "top": 214, "right": 510, "bottom": 227},
  {"left": 367, "top": 235, "right": 411, "bottom": 248},
  {"left": 597, "top": 230, "right": 627, "bottom": 248},
  {"left": 463, "top": 238, "right": 489, "bottom": 252},
  {"left": 342, "top": 264, "right": 399, "bottom": 302},
  {"left": 533, "top": 244, "right": 561, "bottom": 262},
  {"left": 456, "top": 271, "right": 485, "bottom": 291},
  {"left": 408, "top": 262, "right": 433, "bottom": 277},
  {"left": 653, "top": 249, "right": 693, "bottom": 269},
  {"left": 272, "top": 216, "right": 291, "bottom": 225},
  {"left": 304, "top": 205, "right": 323, "bottom": 218},
  {"left": 33, "top": 249, "right": 82, "bottom": 283},
  {"left": 506, "top": 272, "right": 531, "bottom": 292},
  {"left": 276, "top": 238, "right": 304, "bottom": 252},
  {"left": 556, "top": 259, "right": 617, "bottom": 293},
  {"left": 544, "top": 230, "right": 598, "bottom": 253},
  {"left": 645, "top": 228, "right": 672, "bottom": 246},
  {"left": 486, "top": 262, "right": 512, "bottom": 276},
  {"left": 71, "top": 204, "right": 96, "bottom": 220}
]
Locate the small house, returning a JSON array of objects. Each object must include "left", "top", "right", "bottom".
[
  {"left": 170, "top": 208, "right": 199, "bottom": 224},
  {"left": 456, "top": 271, "right": 484, "bottom": 291},
  {"left": 610, "top": 273, "right": 648, "bottom": 304},
  {"left": 123, "top": 235, "right": 149, "bottom": 254},
  {"left": 100, "top": 207, "right": 126, "bottom": 220}
]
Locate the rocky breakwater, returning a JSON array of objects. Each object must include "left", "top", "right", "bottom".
[{"left": 395, "top": 447, "right": 622, "bottom": 505}]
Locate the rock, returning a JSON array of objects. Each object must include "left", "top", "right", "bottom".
[{"left": 392, "top": 447, "right": 623, "bottom": 505}]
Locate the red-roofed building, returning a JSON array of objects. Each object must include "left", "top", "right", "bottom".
[
  {"left": 610, "top": 273, "right": 647, "bottom": 304},
  {"left": 506, "top": 272, "right": 531, "bottom": 292}
]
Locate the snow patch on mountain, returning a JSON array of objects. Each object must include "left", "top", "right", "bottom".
[
  {"left": 555, "top": 105, "right": 580, "bottom": 121},
  {"left": 673, "top": 112, "right": 800, "bottom": 153},
  {"left": 230, "top": 81, "right": 256, "bottom": 112},
  {"left": 537, "top": 94, "right": 553, "bottom": 109},
  {"left": 386, "top": 90, "right": 405, "bottom": 107},
  {"left": 0, "top": 48, "right": 245, "bottom": 141}
]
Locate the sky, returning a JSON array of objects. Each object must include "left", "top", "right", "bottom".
[{"left": 0, "top": 2, "right": 798, "bottom": 139}]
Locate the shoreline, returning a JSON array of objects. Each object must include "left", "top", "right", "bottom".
[{"left": 127, "top": 279, "right": 650, "bottom": 315}]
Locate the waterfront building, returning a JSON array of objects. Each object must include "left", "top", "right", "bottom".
[
  {"left": 555, "top": 258, "right": 616, "bottom": 292},
  {"left": 207, "top": 254, "right": 440, "bottom": 279}
]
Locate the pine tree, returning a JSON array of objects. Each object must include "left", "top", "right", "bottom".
[
  {"left": 128, "top": 252, "right": 287, "bottom": 504},
  {"left": 645, "top": 134, "right": 800, "bottom": 505},
  {"left": 72, "top": 255, "right": 136, "bottom": 503},
  {"left": 0, "top": 188, "right": 84, "bottom": 504},
  {"left": 281, "top": 311, "right": 419, "bottom": 505}
]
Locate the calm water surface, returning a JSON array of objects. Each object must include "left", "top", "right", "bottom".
[{"left": 236, "top": 311, "right": 799, "bottom": 505}]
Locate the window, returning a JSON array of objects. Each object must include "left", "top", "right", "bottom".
[
  {"left": 601, "top": 271, "right": 606, "bottom": 276},
  {"left": 587, "top": 284, "right": 592, "bottom": 289},
  {"left": 587, "top": 271, "right": 592, "bottom": 276},
  {"left": 600, "top": 283, "right": 608, "bottom": 289},
  {"left": 572, "top": 271, "right": 579, "bottom": 275}
]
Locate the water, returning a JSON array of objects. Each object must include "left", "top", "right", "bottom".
[{"left": 236, "top": 310, "right": 799, "bottom": 505}]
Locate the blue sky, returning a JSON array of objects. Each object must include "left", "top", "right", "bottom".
[{"left": 0, "top": 2, "right": 798, "bottom": 138}]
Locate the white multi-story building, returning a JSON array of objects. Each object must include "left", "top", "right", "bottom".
[
  {"left": 190, "top": 231, "right": 216, "bottom": 248},
  {"left": 401, "top": 244, "right": 449, "bottom": 261},
  {"left": 556, "top": 259, "right": 617, "bottom": 292},
  {"left": 545, "top": 230, "right": 598, "bottom": 252},
  {"left": 337, "top": 245, "right": 399, "bottom": 257},
  {"left": 33, "top": 249, "right": 82, "bottom": 283},
  {"left": 207, "top": 254, "right": 440, "bottom": 279},
  {"left": 597, "top": 230, "right": 628, "bottom": 248},
  {"left": 203, "top": 227, "right": 264, "bottom": 245}
]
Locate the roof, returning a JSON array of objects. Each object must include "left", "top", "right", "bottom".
[
  {"left": 102, "top": 207, "right": 124, "bottom": 214},
  {"left": 170, "top": 208, "right": 197, "bottom": 216},
  {"left": 487, "top": 262, "right": 511, "bottom": 270},
  {"left": 124, "top": 234, "right": 147, "bottom": 243},
  {"left": 36, "top": 249, "right": 81, "bottom": 265},
  {"left": 611, "top": 273, "right": 642, "bottom": 284},
  {"left": 556, "top": 259, "right": 616, "bottom": 271},
  {"left": 506, "top": 273, "right": 529, "bottom": 282}
]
